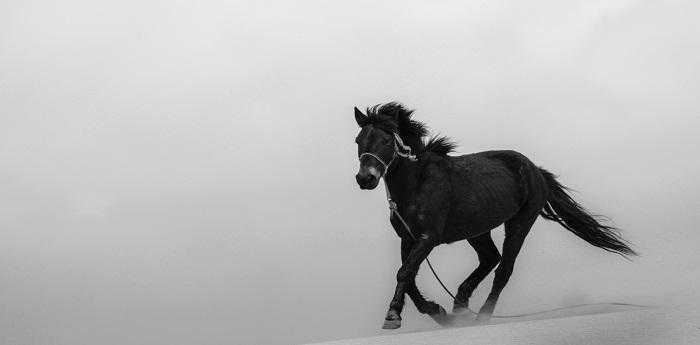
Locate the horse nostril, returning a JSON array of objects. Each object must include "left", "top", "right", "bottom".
[{"left": 356, "top": 173, "right": 375, "bottom": 186}]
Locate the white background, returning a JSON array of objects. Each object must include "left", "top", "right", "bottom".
[{"left": 1, "top": 1, "right": 699, "bottom": 344}]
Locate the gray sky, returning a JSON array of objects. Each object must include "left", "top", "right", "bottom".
[{"left": 1, "top": 1, "right": 699, "bottom": 344}]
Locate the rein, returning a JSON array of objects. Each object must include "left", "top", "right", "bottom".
[{"left": 384, "top": 181, "right": 464, "bottom": 308}]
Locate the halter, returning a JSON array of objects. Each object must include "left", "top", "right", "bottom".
[{"left": 358, "top": 133, "right": 417, "bottom": 177}]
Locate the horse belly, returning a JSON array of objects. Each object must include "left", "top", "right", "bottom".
[{"left": 444, "top": 173, "right": 523, "bottom": 241}]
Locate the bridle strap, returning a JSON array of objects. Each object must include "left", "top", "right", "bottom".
[
  {"left": 359, "top": 151, "right": 396, "bottom": 175},
  {"left": 393, "top": 133, "right": 416, "bottom": 160},
  {"left": 358, "top": 133, "right": 417, "bottom": 178}
]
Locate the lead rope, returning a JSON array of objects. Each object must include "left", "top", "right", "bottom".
[
  {"left": 384, "top": 180, "right": 469, "bottom": 309},
  {"left": 383, "top": 180, "right": 649, "bottom": 318}
]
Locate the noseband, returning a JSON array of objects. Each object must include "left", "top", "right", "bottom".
[{"left": 359, "top": 133, "right": 417, "bottom": 177}]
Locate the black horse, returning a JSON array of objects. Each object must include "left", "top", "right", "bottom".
[{"left": 353, "top": 103, "right": 636, "bottom": 329}]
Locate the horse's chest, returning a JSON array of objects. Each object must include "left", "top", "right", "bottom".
[{"left": 389, "top": 213, "right": 415, "bottom": 239}]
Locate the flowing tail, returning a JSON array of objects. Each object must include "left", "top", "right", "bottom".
[{"left": 538, "top": 168, "right": 637, "bottom": 257}]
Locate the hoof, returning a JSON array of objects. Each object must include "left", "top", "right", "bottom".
[
  {"left": 382, "top": 310, "right": 402, "bottom": 330},
  {"left": 477, "top": 302, "right": 495, "bottom": 322},
  {"left": 429, "top": 305, "right": 452, "bottom": 326},
  {"left": 431, "top": 305, "right": 447, "bottom": 316},
  {"left": 452, "top": 301, "right": 470, "bottom": 314},
  {"left": 382, "top": 318, "right": 401, "bottom": 329},
  {"left": 476, "top": 312, "right": 492, "bottom": 322}
]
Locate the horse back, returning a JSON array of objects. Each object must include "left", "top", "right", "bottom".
[{"left": 443, "top": 150, "right": 534, "bottom": 241}]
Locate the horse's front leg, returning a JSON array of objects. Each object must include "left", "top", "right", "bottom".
[
  {"left": 383, "top": 238, "right": 436, "bottom": 329},
  {"left": 400, "top": 239, "right": 445, "bottom": 316},
  {"left": 383, "top": 163, "right": 450, "bottom": 329}
]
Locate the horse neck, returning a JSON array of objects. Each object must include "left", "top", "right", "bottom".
[
  {"left": 401, "top": 135, "right": 424, "bottom": 155},
  {"left": 384, "top": 158, "right": 419, "bottom": 204}
]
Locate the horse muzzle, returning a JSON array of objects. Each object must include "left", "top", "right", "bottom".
[{"left": 356, "top": 173, "right": 380, "bottom": 190}]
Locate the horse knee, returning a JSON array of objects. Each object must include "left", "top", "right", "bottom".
[{"left": 396, "top": 267, "right": 415, "bottom": 283}]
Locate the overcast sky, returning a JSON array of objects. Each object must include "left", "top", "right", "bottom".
[{"left": 1, "top": 1, "right": 699, "bottom": 344}]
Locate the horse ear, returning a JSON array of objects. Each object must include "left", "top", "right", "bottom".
[{"left": 354, "top": 107, "right": 368, "bottom": 127}]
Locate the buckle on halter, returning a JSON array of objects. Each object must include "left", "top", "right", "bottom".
[
  {"left": 388, "top": 199, "right": 398, "bottom": 211},
  {"left": 393, "top": 134, "right": 418, "bottom": 162}
]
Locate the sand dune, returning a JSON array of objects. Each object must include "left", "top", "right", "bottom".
[{"left": 308, "top": 306, "right": 700, "bottom": 345}]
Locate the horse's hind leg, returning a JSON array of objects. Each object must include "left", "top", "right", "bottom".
[
  {"left": 477, "top": 211, "right": 538, "bottom": 321},
  {"left": 453, "top": 232, "right": 501, "bottom": 313}
]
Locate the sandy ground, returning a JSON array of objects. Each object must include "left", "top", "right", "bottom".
[{"left": 307, "top": 305, "right": 700, "bottom": 345}]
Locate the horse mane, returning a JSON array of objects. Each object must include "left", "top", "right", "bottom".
[
  {"left": 424, "top": 135, "right": 457, "bottom": 156},
  {"left": 364, "top": 102, "right": 456, "bottom": 156}
]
